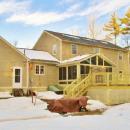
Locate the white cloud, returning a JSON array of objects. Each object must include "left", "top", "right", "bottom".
[
  {"left": 6, "top": 12, "right": 74, "bottom": 26},
  {"left": 4, "top": 0, "right": 130, "bottom": 26},
  {"left": 6, "top": 3, "right": 80, "bottom": 26},
  {"left": 0, "top": 0, "right": 31, "bottom": 14},
  {"left": 79, "top": 0, "right": 130, "bottom": 18}
]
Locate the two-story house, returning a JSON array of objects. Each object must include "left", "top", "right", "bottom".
[{"left": 0, "top": 30, "right": 130, "bottom": 104}]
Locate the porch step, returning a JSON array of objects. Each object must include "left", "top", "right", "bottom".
[
  {"left": 64, "top": 74, "right": 91, "bottom": 97},
  {"left": 12, "top": 89, "right": 24, "bottom": 97}
]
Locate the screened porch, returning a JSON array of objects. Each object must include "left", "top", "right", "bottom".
[{"left": 58, "top": 54, "right": 114, "bottom": 86}]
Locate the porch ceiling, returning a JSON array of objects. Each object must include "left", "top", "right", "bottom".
[{"left": 59, "top": 53, "right": 115, "bottom": 66}]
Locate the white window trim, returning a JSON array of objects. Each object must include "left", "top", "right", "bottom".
[
  {"left": 52, "top": 44, "right": 57, "bottom": 55},
  {"left": 13, "top": 67, "right": 22, "bottom": 88},
  {"left": 71, "top": 44, "right": 78, "bottom": 55},
  {"left": 35, "top": 64, "right": 45, "bottom": 75}
]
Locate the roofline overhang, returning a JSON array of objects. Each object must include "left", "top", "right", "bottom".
[
  {"left": 30, "top": 59, "right": 60, "bottom": 65},
  {"left": 58, "top": 53, "right": 116, "bottom": 67},
  {"left": 0, "top": 36, "right": 29, "bottom": 60}
]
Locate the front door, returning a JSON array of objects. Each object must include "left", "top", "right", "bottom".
[{"left": 13, "top": 67, "right": 22, "bottom": 88}]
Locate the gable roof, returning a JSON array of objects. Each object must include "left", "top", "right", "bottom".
[
  {"left": 0, "top": 36, "right": 28, "bottom": 60},
  {"left": 45, "top": 30, "right": 124, "bottom": 51},
  {"left": 59, "top": 53, "right": 115, "bottom": 66},
  {"left": 18, "top": 48, "right": 59, "bottom": 63}
]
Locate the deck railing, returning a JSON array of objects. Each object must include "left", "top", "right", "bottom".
[
  {"left": 91, "top": 72, "right": 130, "bottom": 86},
  {"left": 63, "top": 72, "right": 130, "bottom": 97}
]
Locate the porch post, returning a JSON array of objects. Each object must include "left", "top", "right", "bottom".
[
  {"left": 107, "top": 72, "right": 109, "bottom": 87},
  {"left": 66, "top": 66, "right": 68, "bottom": 84},
  {"left": 77, "top": 64, "right": 80, "bottom": 79}
]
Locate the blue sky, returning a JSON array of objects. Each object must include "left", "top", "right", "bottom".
[{"left": 0, "top": 0, "right": 130, "bottom": 48}]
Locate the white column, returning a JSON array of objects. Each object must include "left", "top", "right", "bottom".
[{"left": 77, "top": 64, "right": 80, "bottom": 79}]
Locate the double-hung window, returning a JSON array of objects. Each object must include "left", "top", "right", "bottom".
[
  {"left": 71, "top": 44, "right": 77, "bottom": 54},
  {"left": 35, "top": 65, "right": 45, "bottom": 75}
]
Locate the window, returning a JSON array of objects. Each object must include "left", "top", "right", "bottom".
[
  {"left": 98, "top": 56, "right": 103, "bottom": 65},
  {"left": 59, "top": 67, "right": 66, "bottom": 80},
  {"left": 91, "top": 56, "right": 96, "bottom": 65},
  {"left": 35, "top": 65, "right": 45, "bottom": 75},
  {"left": 71, "top": 44, "right": 77, "bottom": 54},
  {"left": 52, "top": 44, "right": 57, "bottom": 55},
  {"left": 93, "top": 48, "right": 100, "bottom": 53},
  {"left": 80, "top": 66, "right": 89, "bottom": 74},
  {"left": 15, "top": 69, "right": 21, "bottom": 83},
  {"left": 68, "top": 66, "right": 77, "bottom": 79},
  {"left": 118, "top": 52, "right": 123, "bottom": 60}
]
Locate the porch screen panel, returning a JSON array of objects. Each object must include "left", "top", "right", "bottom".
[
  {"left": 80, "top": 66, "right": 89, "bottom": 74},
  {"left": 91, "top": 56, "right": 96, "bottom": 65},
  {"left": 68, "top": 66, "right": 77, "bottom": 79},
  {"left": 59, "top": 67, "right": 66, "bottom": 80},
  {"left": 98, "top": 56, "right": 103, "bottom": 65}
]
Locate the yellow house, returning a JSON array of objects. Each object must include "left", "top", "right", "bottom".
[
  {"left": 0, "top": 36, "right": 59, "bottom": 93},
  {"left": 1, "top": 30, "right": 130, "bottom": 105},
  {"left": 34, "top": 30, "right": 130, "bottom": 105}
]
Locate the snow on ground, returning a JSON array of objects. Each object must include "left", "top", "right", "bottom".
[
  {"left": 0, "top": 92, "right": 130, "bottom": 130},
  {"left": 87, "top": 99, "right": 107, "bottom": 111},
  {"left": 0, "top": 92, "right": 13, "bottom": 98},
  {"left": 0, "top": 97, "right": 60, "bottom": 121},
  {"left": 37, "top": 91, "right": 63, "bottom": 99}
]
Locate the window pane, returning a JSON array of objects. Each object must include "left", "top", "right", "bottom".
[
  {"left": 15, "top": 69, "right": 20, "bottom": 75},
  {"left": 59, "top": 67, "right": 66, "bottom": 80},
  {"left": 91, "top": 56, "right": 96, "bottom": 65},
  {"left": 40, "top": 66, "right": 44, "bottom": 74},
  {"left": 36, "top": 65, "right": 39, "bottom": 74},
  {"left": 68, "top": 66, "right": 77, "bottom": 79},
  {"left": 62, "top": 67, "right": 66, "bottom": 80},
  {"left": 98, "top": 56, "right": 103, "bottom": 65},
  {"left": 72, "top": 44, "right": 77, "bottom": 54},
  {"left": 52, "top": 44, "right": 57, "bottom": 55},
  {"left": 104, "top": 61, "right": 111, "bottom": 66},
  {"left": 15, "top": 75, "right": 20, "bottom": 83},
  {"left": 80, "top": 66, "right": 89, "bottom": 74}
]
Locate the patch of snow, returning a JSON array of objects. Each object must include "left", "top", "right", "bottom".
[
  {"left": 0, "top": 97, "right": 60, "bottom": 120},
  {"left": 37, "top": 91, "right": 63, "bottom": 100},
  {"left": 103, "top": 103, "right": 130, "bottom": 119},
  {"left": 0, "top": 92, "right": 13, "bottom": 98},
  {"left": 0, "top": 97, "right": 130, "bottom": 130},
  {"left": 18, "top": 48, "right": 59, "bottom": 62},
  {"left": 61, "top": 54, "right": 92, "bottom": 64},
  {"left": 87, "top": 99, "right": 107, "bottom": 111}
]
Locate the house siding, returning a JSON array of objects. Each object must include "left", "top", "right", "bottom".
[
  {"left": 34, "top": 32, "right": 61, "bottom": 60},
  {"left": 29, "top": 61, "right": 59, "bottom": 91},
  {"left": 0, "top": 39, "right": 27, "bottom": 90}
]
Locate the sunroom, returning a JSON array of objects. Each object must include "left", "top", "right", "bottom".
[{"left": 58, "top": 53, "right": 114, "bottom": 86}]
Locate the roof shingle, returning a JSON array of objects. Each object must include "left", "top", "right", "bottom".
[{"left": 45, "top": 30, "right": 124, "bottom": 50}]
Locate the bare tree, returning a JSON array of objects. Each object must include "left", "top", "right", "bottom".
[{"left": 87, "top": 16, "right": 102, "bottom": 39}]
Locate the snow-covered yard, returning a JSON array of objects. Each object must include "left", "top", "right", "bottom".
[{"left": 0, "top": 92, "right": 130, "bottom": 130}]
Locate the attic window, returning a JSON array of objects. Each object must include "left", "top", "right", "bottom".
[
  {"left": 52, "top": 44, "right": 57, "bottom": 55},
  {"left": 71, "top": 44, "right": 77, "bottom": 54}
]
